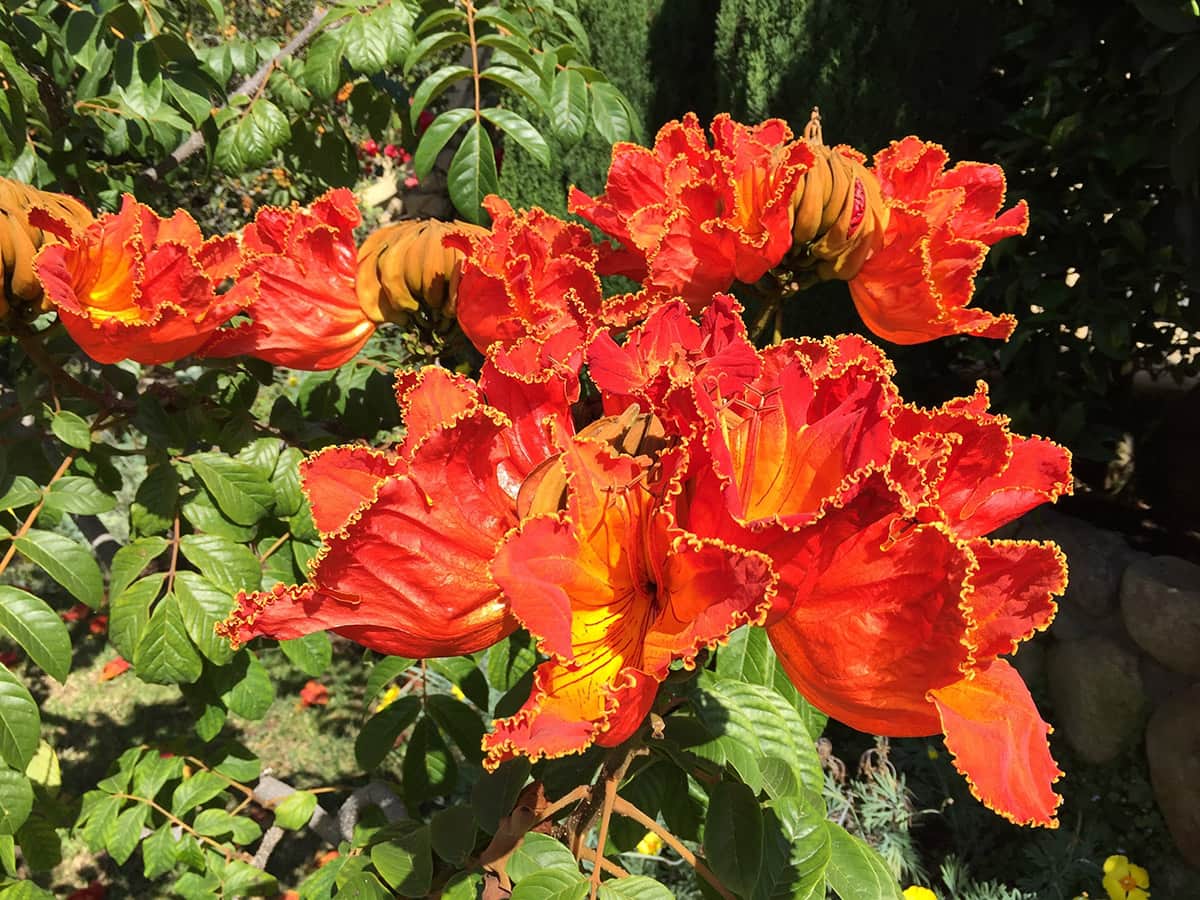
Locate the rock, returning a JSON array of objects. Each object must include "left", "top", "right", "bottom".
[
  {"left": 1121, "top": 555, "right": 1200, "bottom": 676},
  {"left": 1139, "top": 654, "right": 1196, "bottom": 707},
  {"left": 1021, "top": 510, "right": 1143, "bottom": 617},
  {"left": 1046, "top": 635, "right": 1145, "bottom": 764},
  {"left": 1145, "top": 684, "right": 1200, "bottom": 868}
]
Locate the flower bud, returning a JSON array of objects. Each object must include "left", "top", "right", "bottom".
[
  {"left": 0, "top": 178, "right": 93, "bottom": 321},
  {"left": 355, "top": 218, "right": 486, "bottom": 330}
]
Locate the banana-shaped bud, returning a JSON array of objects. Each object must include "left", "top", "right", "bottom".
[
  {"left": 786, "top": 143, "right": 888, "bottom": 284},
  {"left": 356, "top": 219, "right": 487, "bottom": 330},
  {"left": 0, "top": 178, "right": 93, "bottom": 320}
]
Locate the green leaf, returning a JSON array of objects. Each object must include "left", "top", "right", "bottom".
[
  {"left": 0, "top": 477, "right": 39, "bottom": 511},
  {"left": 212, "top": 650, "right": 275, "bottom": 720},
  {"left": 426, "top": 694, "right": 485, "bottom": 764},
  {"left": 303, "top": 31, "right": 344, "bottom": 98},
  {"left": 193, "top": 808, "right": 262, "bottom": 845},
  {"left": 109, "top": 537, "right": 169, "bottom": 600},
  {"left": 370, "top": 824, "right": 433, "bottom": 896},
  {"left": 475, "top": 33, "right": 538, "bottom": 70},
  {"left": 0, "top": 586, "right": 71, "bottom": 682},
  {"left": 705, "top": 781, "right": 762, "bottom": 895},
  {"left": 589, "top": 82, "right": 633, "bottom": 144},
  {"left": 212, "top": 740, "right": 261, "bottom": 782},
  {"left": 471, "top": 758, "right": 530, "bottom": 835},
  {"left": 80, "top": 793, "right": 122, "bottom": 852},
  {"left": 132, "top": 751, "right": 184, "bottom": 802},
  {"left": 474, "top": 7, "right": 534, "bottom": 44},
  {"left": 43, "top": 476, "right": 115, "bottom": 515},
  {"left": 487, "top": 631, "right": 537, "bottom": 695},
  {"left": 171, "top": 770, "right": 228, "bottom": 816},
  {"left": 106, "top": 804, "right": 148, "bottom": 865},
  {"left": 752, "top": 795, "right": 831, "bottom": 900},
  {"left": 355, "top": 696, "right": 421, "bottom": 770},
  {"left": 182, "top": 490, "right": 257, "bottom": 542},
  {"left": 481, "top": 107, "right": 550, "bottom": 167},
  {"left": 15, "top": 811, "right": 60, "bottom": 872},
  {"left": 480, "top": 65, "right": 548, "bottom": 111},
  {"left": 109, "top": 575, "right": 164, "bottom": 662},
  {"left": 509, "top": 870, "right": 588, "bottom": 900},
  {"left": 172, "top": 572, "right": 235, "bottom": 665},
  {"left": 365, "top": 656, "right": 414, "bottom": 703},
  {"left": 0, "top": 771, "right": 32, "bottom": 836},
  {"left": 179, "top": 534, "right": 260, "bottom": 595},
  {"left": 403, "top": 717, "right": 456, "bottom": 806},
  {"left": 549, "top": 69, "right": 588, "bottom": 147},
  {"left": 189, "top": 454, "right": 275, "bottom": 526},
  {"left": 280, "top": 631, "right": 332, "bottom": 677},
  {"left": 336, "top": 872, "right": 392, "bottom": 898},
  {"left": 0, "top": 666, "right": 39, "bottom": 771},
  {"left": 271, "top": 447, "right": 305, "bottom": 517},
  {"left": 824, "top": 822, "right": 903, "bottom": 900},
  {"left": 143, "top": 823, "right": 181, "bottom": 879},
  {"left": 134, "top": 593, "right": 203, "bottom": 685},
  {"left": 409, "top": 65, "right": 472, "bottom": 127},
  {"left": 412, "top": 106, "right": 473, "bottom": 179},
  {"left": 132, "top": 463, "right": 179, "bottom": 536},
  {"left": 274, "top": 790, "right": 317, "bottom": 830},
  {"left": 24, "top": 742, "right": 60, "bottom": 795},
  {"left": 220, "top": 858, "right": 279, "bottom": 896},
  {"left": 50, "top": 410, "right": 91, "bottom": 450},
  {"left": 430, "top": 805, "right": 476, "bottom": 865},
  {"left": 596, "top": 876, "right": 674, "bottom": 900},
  {"left": 448, "top": 122, "right": 500, "bottom": 224},
  {"left": 13, "top": 530, "right": 104, "bottom": 609},
  {"left": 0, "top": 881, "right": 54, "bottom": 899},
  {"left": 507, "top": 833, "right": 578, "bottom": 880},
  {"left": 404, "top": 31, "right": 469, "bottom": 75}
]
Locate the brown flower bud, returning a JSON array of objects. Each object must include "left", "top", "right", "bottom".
[
  {"left": 0, "top": 178, "right": 93, "bottom": 319},
  {"left": 786, "top": 143, "right": 888, "bottom": 284},
  {"left": 355, "top": 219, "right": 487, "bottom": 330}
]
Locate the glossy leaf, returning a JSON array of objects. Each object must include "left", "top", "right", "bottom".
[
  {"left": 448, "top": 122, "right": 500, "bottom": 224},
  {"left": 0, "top": 586, "right": 71, "bottom": 682},
  {"left": 0, "top": 667, "right": 38, "bottom": 771},
  {"left": 413, "top": 106, "right": 473, "bottom": 178},
  {"left": 109, "top": 575, "right": 164, "bottom": 662},
  {"left": 370, "top": 824, "right": 433, "bottom": 897},
  {"left": 13, "top": 530, "right": 104, "bottom": 609},
  {"left": 280, "top": 630, "right": 333, "bottom": 676},
  {"left": 50, "top": 410, "right": 91, "bottom": 450},
  {"left": 274, "top": 790, "right": 317, "bottom": 830},
  {"left": 824, "top": 822, "right": 904, "bottom": 900},
  {"left": 189, "top": 453, "right": 274, "bottom": 526},
  {"left": 109, "top": 537, "right": 169, "bottom": 600},
  {"left": 134, "top": 593, "right": 203, "bottom": 685},
  {"left": 174, "top": 572, "right": 236, "bottom": 665},
  {"left": 549, "top": 68, "right": 588, "bottom": 147},
  {"left": 356, "top": 695, "right": 422, "bottom": 771},
  {"left": 705, "top": 780, "right": 763, "bottom": 895},
  {"left": 481, "top": 107, "right": 551, "bottom": 167},
  {"left": 0, "top": 771, "right": 32, "bottom": 836}
]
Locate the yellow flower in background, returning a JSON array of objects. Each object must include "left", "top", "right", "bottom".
[
  {"left": 903, "top": 888, "right": 937, "bottom": 900},
  {"left": 635, "top": 832, "right": 664, "bottom": 856},
  {"left": 1103, "top": 855, "right": 1150, "bottom": 900},
  {"left": 373, "top": 684, "right": 402, "bottom": 713},
  {"left": 451, "top": 684, "right": 466, "bottom": 702}
]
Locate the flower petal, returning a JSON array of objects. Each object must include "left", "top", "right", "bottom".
[
  {"left": 966, "top": 538, "right": 1065, "bottom": 659},
  {"left": 299, "top": 445, "right": 406, "bottom": 536},
  {"left": 929, "top": 658, "right": 1062, "bottom": 827}
]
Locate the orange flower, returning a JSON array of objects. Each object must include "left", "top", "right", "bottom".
[
  {"left": 483, "top": 409, "right": 775, "bottom": 767},
  {"left": 33, "top": 196, "right": 241, "bottom": 364},
  {"left": 591, "top": 304, "right": 1069, "bottom": 826},
  {"left": 444, "top": 197, "right": 605, "bottom": 357},
  {"left": 217, "top": 350, "right": 579, "bottom": 660},
  {"left": 569, "top": 113, "right": 812, "bottom": 312},
  {"left": 200, "top": 189, "right": 374, "bottom": 370},
  {"left": 299, "top": 680, "right": 329, "bottom": 707},
  {"left": 848, "top": 137, "right": 1028, "bottom": 344}
]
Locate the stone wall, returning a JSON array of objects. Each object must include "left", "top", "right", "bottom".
[{"left": 1007, "top": 510, "right": 1200, "bottom": 869}]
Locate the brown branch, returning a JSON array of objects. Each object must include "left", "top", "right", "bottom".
[
  {"left": 0, "top": 453, "right": 76, "bottom": 579},
  {"left": 164, "top": 513, "right": 181, "bottom": 596},
  {"left": 465, "top": 0, "right": 482, "bottom": 123},
  {"left": 141, "top": 6, "right": 329, "bottom": 182},
  {"left": 611, "top": 797, "right": 734, "bottom": 900},
  {"left": 112, "top": 792, "right": 253, "bottom": 863}
]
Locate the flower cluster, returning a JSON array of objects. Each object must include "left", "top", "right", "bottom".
[
  {"left": 218, "top": 114, "right": 1070, "bottom": 828},
  {"left": 29, "top": 188, "right": 475, "bottom": 370}
]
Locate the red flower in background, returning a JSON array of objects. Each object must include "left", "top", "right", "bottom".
[
  {"left": 99, "top": 657, "right": 131, "bottom": 681},
  {"left": 33, "top": 196, "right": 242, "bottom": 365},
  {"left": 569, "top": 113, "right": 812, "bottom": 312},
  {"left": 66, "top": 881, "right": 106, "bottom": 900},
  {"left": 200, "top": 189, "right": 375, "bottom": 370},
  {"left": 848, "top": 137, "right": 1029, "bottom": 344},
  {"left": 299, "top": 680, "right": 329, "bottom": 707}
]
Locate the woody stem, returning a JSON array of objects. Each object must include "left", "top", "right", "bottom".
[{"left": 611, "top": 796, "right": 734, "bottom": 900}]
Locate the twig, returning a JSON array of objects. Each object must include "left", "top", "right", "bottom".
[
  {"left": 0, "top": 453, "right": 76, "bottom": 579},
  {"left": 112, "top": 792, "right": 253, "bottom": 863},
  {"left": 141, "top": 7, "right": 329, "bottom": 182},
  {"left": 164, "top": 514, "right": 181, "bottom": 596},
  {"left": 464, "top": 0, "right": 482, "bottom": 122},
  {"left": 611, "top": 797, "right": 734, "bottom": 900}
]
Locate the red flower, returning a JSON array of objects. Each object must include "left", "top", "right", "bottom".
[
  {"left": 217, "top": 352, "right": 577, "bottom": 660},
  {"left": 61, "top": 602, "right": 90, "bottom": 622},
  {"left": 66, "top": 881, "right": 106, "bottom": 900},
  {"left": 200, "top": 189, "right": 375, "bottom": 370},
  {"left": 848, "top": 137, "right": 1028, "bottom": 344},
  {"left": 0, "top": 650, "right": 19, "bottom": 667},
  {"left": 569, "top": 113, "right": 813, "bottom": 312},
  {"left": 299, "top": 680, "right": 329, "bottom": 707},
  {"left": 88, "top": 614, "right": 109, "bottom": 635},
  {"left": 445, "top": 197, "right": 606, "bottom": 358},
  {"left": 360, "top": 138, "right": 379, "bottom": 156},
  {"left": 33, "top": 196, "right": 242, "bottom": 365},
  {"left": 99, "top": 657, "right": 131, "bottom": 681},
  {"left": 483, "top": 410, "right": 775, "bottom": 767}
]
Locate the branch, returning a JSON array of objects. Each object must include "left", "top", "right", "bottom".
[
  {"left": 141, "top": 6, "right": 329, "bottom": 182},
  {"left": 611, "top": 796, "right": 734, "bottom": 900}
]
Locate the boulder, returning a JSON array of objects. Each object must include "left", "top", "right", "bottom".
[
  {"left": 1046, "top": 634, "right": 1145, "bottom": 764},
  {"left": 1121, "top": 555, "right": 1200, "bottom": 676},
  {"left": 1145, "top": 684, "right": 1200, "bottom": 869}
]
